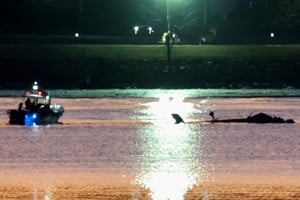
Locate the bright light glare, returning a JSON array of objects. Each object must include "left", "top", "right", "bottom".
[
  {"left": 161, "top": 32, "right": 168, "bottom": 43},
  {"left": 134, "top": 26, "right": 139, "bottom": 34},
  {"left": 148, "top": 26, "right": 153, "bottom": 34},
  {"left": 75, "top": 32, "right": 79, "bottom": 38},
  {"left": 133, "top": 94, "right": 211, "bottom": 199},
  {"left": 142, "top": 95, "right": 193, "bottom": 124},
  {"left": 33, "top": 81, "right": 38, "bottom": 90},
  {"left": 270, "top": 32, "right": 275, "bottom": 38},
  {"left": 141, "top": 171, "right": 195, "bottom": 200},
  {"left": 134, "top": 112, "right": 205, "bottom": 200}
]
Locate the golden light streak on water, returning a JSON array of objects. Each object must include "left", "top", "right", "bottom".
[
  {"left": 134, "top": 96, "right": 210, "bottom": 200},
  {"left": 140, "top": 95, "right": 195, "bottom": 124}
]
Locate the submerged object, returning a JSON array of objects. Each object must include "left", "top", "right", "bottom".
[
  {"left": 171, "top": 113, "right": 185, "bottom": 124},
  {"left": 208, "top": 112, "right": 295, "bottom": 124},
  {"left": 7, "top": 81, "right": 64, "bottom": 125}
]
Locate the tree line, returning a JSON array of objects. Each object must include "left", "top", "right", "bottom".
[{"left": 0, "top": 0, "right": 299, "bottom": 44}]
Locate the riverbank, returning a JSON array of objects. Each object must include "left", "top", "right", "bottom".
[
  {"left": 1, "top": 44, "right": 300, "bottom": 60},
  {"left": 0, "top": 44, "right": 299, "bottom": 89}
]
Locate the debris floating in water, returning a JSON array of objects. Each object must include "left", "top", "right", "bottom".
[{"left": 208, "top": 112, "right": 295, "bottom": 124}]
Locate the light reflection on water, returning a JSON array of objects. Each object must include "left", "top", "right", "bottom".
[
  {"left": 134, "top": 96, "right": 210, "bottom": 200},
  {"left": 1, "top": 95, "right": 300, "bottom": 199},
  {"left": 31, "top": 186, "right": 53, "bottom": 200}
]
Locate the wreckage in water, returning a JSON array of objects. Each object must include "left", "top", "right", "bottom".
[{"left": 208, "top": 112, "right": 295, "bottom": 124}]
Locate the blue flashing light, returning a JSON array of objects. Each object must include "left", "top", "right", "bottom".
[{"left": 25, "top": 113, "right": 40, "bottom": 126}]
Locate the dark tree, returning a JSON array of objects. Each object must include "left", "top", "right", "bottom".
[
  {"left": 216, "top": 0, "right": 300, "bottom": 44},
  {"left": 270, "top": 0, "right": 300, "bottom": 41}
]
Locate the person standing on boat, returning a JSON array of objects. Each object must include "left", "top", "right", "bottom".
[
  {"left": 18, "top": 102, "right": 23, "bottom": 111},
  {"left": 25, "top": 98, "right": 33, "bottom": 111}
]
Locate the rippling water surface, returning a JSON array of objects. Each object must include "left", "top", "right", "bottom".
[{"left": 0, "top": 89, "right": 300, "bottom": 199}]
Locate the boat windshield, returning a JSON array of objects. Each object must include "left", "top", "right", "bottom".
[{"left": 24, "top": 96, "right": 51, "bottom": 106}]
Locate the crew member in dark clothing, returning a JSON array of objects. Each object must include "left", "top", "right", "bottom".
[{"left": 25, "top": 98, "right": 32, "bottom": 111}]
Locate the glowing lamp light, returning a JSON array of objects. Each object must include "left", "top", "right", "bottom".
[
  {"left": 148, "top": 26, "right": 153, "bottom": 34},
  {"left": 134, "top": 26, "right": 139, "bottom": 35},
  {"left": 270, "top": 32, "right": 275, "bottom": 38},
  {"left": 75, "top": 32, "right": 79, "bottom": 38},
  {"left": 32, "top": 81, "right": 38, "bottom": 90}
]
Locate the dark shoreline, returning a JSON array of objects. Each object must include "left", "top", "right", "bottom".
[{"left": 1, "top": 57, "right": 299, "bottom": 89}]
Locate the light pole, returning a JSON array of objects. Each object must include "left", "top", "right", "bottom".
[
  {"left": 166, "top": 0, "right": 171, "bottom": 65},
  {"left": 167, "top": 0, "right": 170, "bottom": 32}
]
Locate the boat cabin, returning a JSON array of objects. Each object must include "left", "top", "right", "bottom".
[{"left": 23, "top": 82, "right": 51, "bottom": 111}]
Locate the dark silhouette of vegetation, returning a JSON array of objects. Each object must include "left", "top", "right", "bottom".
[
  {"left": 1, "top": 0, "right": 298, "bottom": 44},
  {"left": 217, "top": 0, "right": 300, "bottom": 44}
]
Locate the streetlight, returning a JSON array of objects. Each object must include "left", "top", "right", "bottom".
[{"left": 166, "top": 0, "right": 171, "bottom": 65}]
